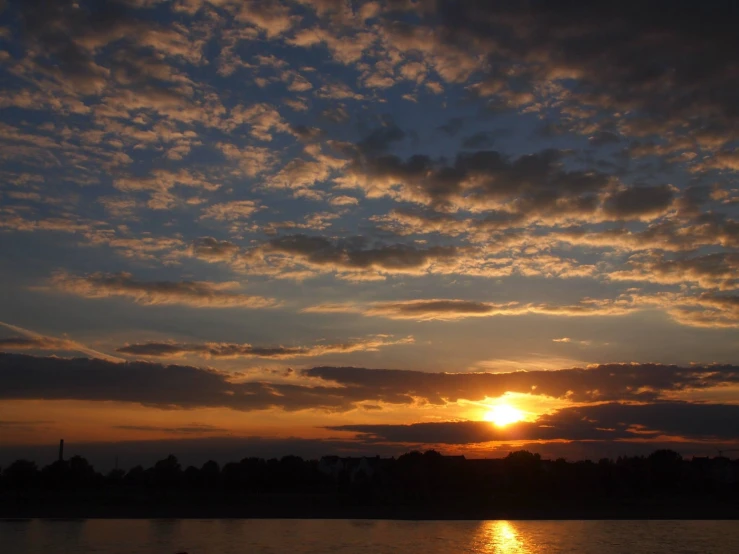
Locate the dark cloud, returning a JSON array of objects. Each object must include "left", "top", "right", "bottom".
[
  {"left": 112, "top": 424, "right": 228, "bottom": 435},
  {"left": 327, "top": 402, "right": 739, "bottom": 444},
  {"left": 588, "top": 131, "right": 621, "bottom": 146},
  {"left": 5, "top": 353, "right": 738, "bottom": 413},
  {"left": 612, "top": 252, "right": 739, "bottom": 291},
  {"left": 357, "top": 124, "right": 406, "bottom": 154},
  {"left": 290, "top": 124, "right": 324, "bottom": 141},
  {"left": 0, "top": 353, "right": 413, "bottom": 412},
  {"left": 16, "top": 0, "right": 196, "bottom": 101},
  {"left": 0, "top": 419, "right": 53, "bottom": 429},
  {"left": 603, "top": 185, "right": 675, "bottom": 218},
  {"left": 50, "top": 271, "right": 277, "bottom": 308},
  {"left": 188, "top": 237, "right": 240, "bottom": 262},
  {"left": 675, "top": 186, "right": 712, "bottom": 217},
  {"left": 663, "top": 292, "right": 739, "bottom": 329},
  {"left": 18, "top": 0, "right": 133, "bottom": 93},
  {"left": 116, "top": 335, "right": 413, "bottom": 359},
  {"left": 557, "top": 214, "right": 739, "bottom": 253},
  {"left": 304, "top": 363, "right": 739, "bottom": 404},
  {"left": 343, "top": 147, "right": 624, "bottom": 221},
  {"left": 371, "top": 299, "right": 501, "bottom": 317},
  {"left": 396, "top": 1, "right": 739, "bottom": 145},
  {"left": 265, "top": 234, "right": 460, "bottom": 273},
  {"left": 306, "top": 297, "right": 636, "bottom": 320}
]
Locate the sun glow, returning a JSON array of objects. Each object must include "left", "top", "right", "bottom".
[{"left": 484, "top": 404, "right": 524, "bottom": 427}]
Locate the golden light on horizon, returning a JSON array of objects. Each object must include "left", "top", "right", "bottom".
[{"left": 483, "top": 404, "right": 524, "bottom": 427}]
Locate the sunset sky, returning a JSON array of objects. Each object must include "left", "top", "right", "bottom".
[{"left": 1, "top": 0, "right": 738, "bottom": 468}]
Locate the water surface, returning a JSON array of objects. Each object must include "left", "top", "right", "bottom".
[{"left": 2, "top": 519, "right": 738, "bottom": 553}]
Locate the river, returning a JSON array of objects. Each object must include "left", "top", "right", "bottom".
[{"left": 2, "top": 518, "right": 738, "bottom": 553}]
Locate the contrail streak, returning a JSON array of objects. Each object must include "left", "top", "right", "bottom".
[{"left": 0, "top": 321, "right": 124, "bottom": 362}]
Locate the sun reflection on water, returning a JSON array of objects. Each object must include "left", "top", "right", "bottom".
[{"left": 476, "top": 520, "right": 531, "bottom": 553}]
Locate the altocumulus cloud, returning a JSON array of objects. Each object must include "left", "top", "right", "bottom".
[{"left": 49, "top": 271, "right": 278, "bottom": 308}]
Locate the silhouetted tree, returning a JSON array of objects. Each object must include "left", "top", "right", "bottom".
[
  {"left": 649, "top": 449, "right": 683, "bottom": 490},
  {"left": 201, "top": 460, "right": 220, "bottom": 489},
  {"left": 153, "top": 455, "right": 181, "bottom": 488},
  {"left": 124, "top": 465, "right": 147, "bottom": 487},
  {"left": 3, "top": 459, "right": 38, "bottom": 489}
]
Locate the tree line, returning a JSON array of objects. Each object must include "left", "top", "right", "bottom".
[{"left": 1, "top": 449, "right": 738, "bottom": 517}]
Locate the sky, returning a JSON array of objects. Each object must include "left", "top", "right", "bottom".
[{"left": 0, "top": 0, "right": 738, "bottom": 468}]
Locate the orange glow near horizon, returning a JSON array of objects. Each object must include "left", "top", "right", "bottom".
[{"left": 483, "top": 404, "right": 524, "bottom": 427}]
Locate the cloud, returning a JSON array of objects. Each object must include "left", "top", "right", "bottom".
[
  {"left": 187, "top": 237, "right": 240, "bottom": 262},
  {"left": 259, "top": 234, "right": 461, "bottom": 277},
  {"left": 557, "top": 216, "right": 739, "bottom": 253},
  {"left": 315, "top": 82, "right": 364, "bottom": 100},
  {"left": 663, "top": 292, "right": 739, "bottom": 329},
  {"left": 266, "top": 146, "right": 346, "bottom": 193},
  {"left": 81, "top": 230, "right": 185, "bottom": 262},
  {"left": 116, "top": 335, "right": 414, "bottom": 359},
  {"left": 387, "top": 1, "right": 739, "bottom": 148},
  {"left": 0, "top": 0, "right": 736, "bottom": 443},
  {"left": 329, "top": 195, "right": 359, "bottom": 206},
  {"left": 356, "top": 124, "right": 406, "bottom": 155},
  {"left": 304, "top": 297, "right": 635, "bottom": 321},
  {"left": 611, "top": 252, "right": 739, "bottom": 291},
  {"left": 113, "top": 169, "right": 220, "bottom": 210},
  {"left": 337, "top": 147, "right": 656, "bottom": 225},
  {"left": 49, "top": 271, "right": 277, "bottom": 308},
  {"left": 4, "top": 354, "right": 739, "bottom": 415},
  {"left": 228, "top": 103, "right": 290, "bottom": 141},
  {"left": 326, "top": 402, "right": 739, "bottom": 444},
  {"left": 0, "top": 352, "right": 401, "bottom": 412},
  {"left": 289, "top": 124, "right": 323, "bottom": 142},
  {"left": 231, "top": 0, "right": 297, "bottom": 38},
  {"left": 112, "top": 423, "right": 228, "bottom": 435},
  {"left": 0, "top": 321, "right": 122, "bottom": 362},
  {"left": 0, "top": 207, "right": 101, "bottom": 235},
  {"left": 0, "top": 336, "right": 78, "bottom": 351},
  {"left": 305, "top": 362, "right": 739, "bottom": 405},
  {"left": 200, "top": 200, "right": 260, "bottom": 221},
  {"left": 603, "top": 185, "right": 676, "bottom": 219},
  {"left": 217, "top": 143, "right": 277, "bottom": 177}
]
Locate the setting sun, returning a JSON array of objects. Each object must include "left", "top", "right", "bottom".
[{"left": 484, "top": 405, "right": 524, "bottom": 427}]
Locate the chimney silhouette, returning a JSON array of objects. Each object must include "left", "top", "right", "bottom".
[{"left": 58, "top": 439, "right": 64, "bottom": 462}]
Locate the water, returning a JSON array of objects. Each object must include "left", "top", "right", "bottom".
[{"left": 2, "top": 519, "right": 738, "bottom": 553}]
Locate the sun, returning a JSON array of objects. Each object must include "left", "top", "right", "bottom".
[{"left": 484, "top": 404, "right": 524, "bottom": 427}]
